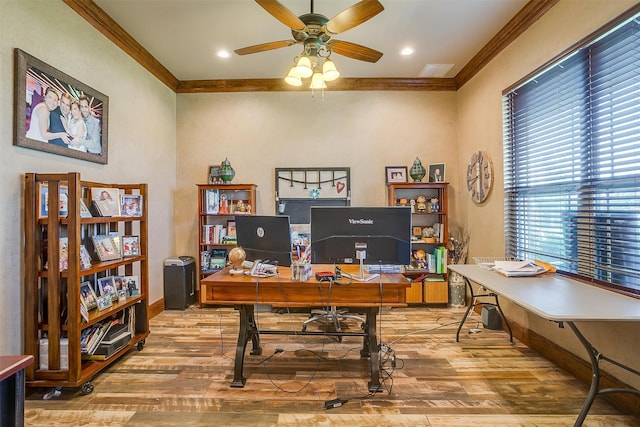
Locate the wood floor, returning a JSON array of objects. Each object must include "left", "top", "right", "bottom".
[{"left": 24, "top": 305, "right": 639, "bottom": 426}]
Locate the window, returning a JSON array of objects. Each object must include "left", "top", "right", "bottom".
[{"left": 503, "top": 13, "right": 640, "bottom": 296}]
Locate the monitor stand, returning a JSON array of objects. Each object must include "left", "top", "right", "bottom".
[{"left": 343, "top": 250, "right": 379, "bottom": 282}]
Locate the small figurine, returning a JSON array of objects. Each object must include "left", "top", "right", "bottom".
[
  {"left": 236, "top": 200, "right": 246, "bottom": 213},
  {"left": 219, "top": 194, "right": 229, "bottom": 215},
  {"left": 398, "top": 198, "right": 408, "bottom": 206},
  {"left": 416, "top": 195, "right": 427, "bottom": 213},
  {"left": 430, "top": 198, "right": 439, "bottom": 212}
]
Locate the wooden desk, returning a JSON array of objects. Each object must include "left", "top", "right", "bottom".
[
  {"left": 448, "top": 264, "right": 640, "bottom": 427},
  {"left": 201, "top": 265, "right": 410, "bottom": 392},
  {"left": 0, "top": 355, "right": 34, "bottom": 427}
]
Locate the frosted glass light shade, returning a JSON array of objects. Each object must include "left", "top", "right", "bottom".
[
  {"left": 284, "top": 67, "right": 302, "bottom": 86},
  {"left": 310, "top": 72, "right": 327, "bottom": 89},
  {"left": 322, "top": 59, "right": 340, "bottom": 81},
  {"left": 296, "top": 56, "right": 313, "bottom": 78}
]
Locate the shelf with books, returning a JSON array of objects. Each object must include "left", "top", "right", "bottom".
[
  {"left": 387, "top": 182, "right": 449, "bottom": 304},
  {"left": 196, "top": 184, "right": 256, "bottom": 303},
  {"left": 24, "top": 172, "right": 149, "bottom": 391}
]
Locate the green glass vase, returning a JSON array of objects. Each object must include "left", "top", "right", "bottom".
[
  {"left": 219, "top": 158, "right": 235, "bottom": 183},
  {"left": 409, "top": 157, "right": 426, "bottom": 182}
]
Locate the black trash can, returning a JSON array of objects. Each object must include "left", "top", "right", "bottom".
[{"left": 163, "top": 256, "right": 196, "bottom": 309}]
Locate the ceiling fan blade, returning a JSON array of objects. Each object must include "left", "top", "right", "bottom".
[
  {"left": 325, "top": 0, "right": 384, "bottom": 35},
  {"left": 234, "top": 40, "right": 298, "bottom": 56},
  {"left": 328, "top": 40, "right": 383, "bottom": 63},
  {"left": 256, "top": 0, "right": 306, "bottom": 31}
]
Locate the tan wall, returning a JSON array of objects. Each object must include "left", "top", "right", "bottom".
[
  {"left": 456, "top": 0, "right": 640, "bottom": 388},
  {"left": 175, "top": 91, "right": 460, "bottom": 256},
  {"left": 0, "top": 0, "right": 177, "bottom": 353}
]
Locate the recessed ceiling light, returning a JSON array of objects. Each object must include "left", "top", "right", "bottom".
[
  {"left": 217, "top": 50, "right": 231, "bottom": 58},
  {"left": 400, "top": 47, "right": 415, "bottom": 56}
]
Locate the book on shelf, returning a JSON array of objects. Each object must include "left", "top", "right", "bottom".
[{"left": 205, "top": 189, "right": 219, "bottom": 214}]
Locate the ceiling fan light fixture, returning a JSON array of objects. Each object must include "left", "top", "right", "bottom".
[
  {"left": 296, "top": 56, "right": 313, "bottom": 78},
  {"left": 284, "top": 66, "right": 303, "bottom": 86},
  {"left": 310, "top": 72, "right": 327, "bottom": 89},
  {"left": 322, "top": 59, "right": 340, "bottom": 81}
]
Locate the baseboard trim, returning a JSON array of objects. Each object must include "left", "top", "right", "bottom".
[
  {"left": 508, "top": 318, "right": 640, "bottom": 417},
  {"left": 148, "top": 298, "right": 164, "bottom": 319}
]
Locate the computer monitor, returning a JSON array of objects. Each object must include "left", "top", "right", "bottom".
[
  {"left": 310, "top": 206, "right": 412, "bottom": 280},
  {"left": 235, "top": 215, "right": 293, "bottom": 267}
]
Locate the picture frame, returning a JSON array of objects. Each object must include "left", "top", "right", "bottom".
[
  {"left": 14, "top": 49, "right": 109, "bottom": 164},
  {"left": 80, "top": 199, "right": 92, "bottom": 218},
  {"left": 90, "top": 187, "right": 121, "bottom": 216},
  {"left": 97, "top": 276, "right": 117, "bottom": 302},
  {"left": 96, "top": 295, "right": 113, "bottom": 311},
  {"left": 385, "top": 166, "right": 408, "bottom": 184},
  {"left": 428, "top": 163, "right": 446, "bottom": 183},
  {"left": 92, "top": 234, "right": 121, "bottom": 261},
  {"left": 226, "top": 220, "right": 237, "bottom": 238},
  {"left": 79, "top": 244, "right": 93, "bottom": 270},
  {"left": 37, "top": 182, "right": 69, "bottom": 219},
  {"left": 80, "top": 281, "right": 98, "bottom": 311},
  {"left": 208, "top": 165, "right": 222, "bottom": 184},
  {"left": 124, "top": 275, "right": 140, "bottom": 297},
  {"left": 121, "top": 194, "right": 143, "bottom": 217},
  {"left": 412, "top": 226, "right": 423, "bottom": 237},
  {"left": 122, "top": 235, "right": 140, "bottom": 257}
]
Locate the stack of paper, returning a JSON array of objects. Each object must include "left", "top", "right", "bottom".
[{"left": 492, "top": 260, "right": 547, "bottom": 277}]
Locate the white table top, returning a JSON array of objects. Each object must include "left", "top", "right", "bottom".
[{"left": 448, "top": 264, "right": 640, "bottom": 322}]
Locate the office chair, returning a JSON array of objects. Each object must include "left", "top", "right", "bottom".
[{"left": 301, "top": 306, "right": 365, "bottom": 336}]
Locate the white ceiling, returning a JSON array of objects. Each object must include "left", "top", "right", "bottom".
[{"left": 93, "top": 0, "right": 528, "bottom": 81}]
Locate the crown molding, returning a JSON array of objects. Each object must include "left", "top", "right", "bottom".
[{"left": 64, "top": 0, "right": 557, "bottom": 93}]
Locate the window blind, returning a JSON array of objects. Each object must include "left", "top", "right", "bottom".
[{"left": 503, "top": 16, "right": 640, "bottom": 295}]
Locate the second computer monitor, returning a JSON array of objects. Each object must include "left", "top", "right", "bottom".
[{"left": 235, "top": 215, "right": 293, "bottom": 267}]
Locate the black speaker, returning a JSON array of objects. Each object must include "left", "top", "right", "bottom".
[{"left": 481, "top": 305, "right": 502, "bottom": 330}]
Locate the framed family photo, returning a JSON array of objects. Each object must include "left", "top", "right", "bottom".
[
  {"left": 37, "top": 182, "right": 68, "bottom": 219},
  {"left": 14, "top": 49, "right": 109, "bottom": 164},
  {"left": 122, "top": 235, "right": 140, "bottom": 257},
  {"left": 385, "top": 166, "right": 408, "bottom": 184},
  {"left": 121, "top": 194, "right": 143, "bottom": 217}
]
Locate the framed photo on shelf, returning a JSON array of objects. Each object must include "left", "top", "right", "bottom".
[
  {"left": 124, "top": 275, "right": 140, "bottom": 297},
  {"left": 226, "top": 220, "right": 236, "bottom": 238},
  {"left": 90, "top": 187, "right": 121, "bottom": 216},
  {"left": 92, "top": 234, "right": 121, "bottom": 261},
  {"left": 37, "top": 182, "right": 69, "bottom": 219},
  {"left": 80, "top": 245, "right": 93, "bottom": 270},
  {"left": 428, "top": 163, "right": 446, "bottom": 182},
  {"left": 385, "top": 166, "right": 408, "bottom": 184},
  {"left": 121, "top": 194, "right": 143, "bottom": 217},
  {"left": 80, "top": 199, "right": 92, "bottom": 218},
  {"left": 14, "top": 49, "right": 109, "bottom": 165},
  {"left": 96, "top": 295, "right": 112, "bottom": 311},
  {"left": 80, "top": 281, "right": 98, "bottom": 311},
  {"left": 208, "top": 165, "right": 222, "bottom": 184},
  {"left": 97, "top": 276, "right": 117, "bottom": 302},
  {"left": 122, "top": 235, "right": 140, "bottom": 257}
]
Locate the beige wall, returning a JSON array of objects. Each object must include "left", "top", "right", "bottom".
[
  {"left": 1, "top": 0, "right": 637, "bottom": 392},
  {"left": 456, "top": 0, "right": 640, "bottom": 388},
  {"left": 0, "top": 0, "right": 177, "bottom": 354},
  {"left": 175, "top": 91, "right": 460, "bottom": 256}
]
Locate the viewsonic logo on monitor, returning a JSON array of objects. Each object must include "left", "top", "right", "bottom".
[{"left": 348, "top": 218, "right": 374, "bottom": 225}]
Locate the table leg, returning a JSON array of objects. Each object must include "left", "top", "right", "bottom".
[
  {"left": 567, "top": 321, "right": 640, "bottom": 426},
  {"left": 363, "top": 308, "right": 382, "bottom": 393},
  {"left": 231, "top": 305, "right": 262, "bottom": 388},
  {"left": 456, "top": 278, "right": 475, "bottom": 342}
]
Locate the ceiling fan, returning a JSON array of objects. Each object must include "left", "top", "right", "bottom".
[{"left": 234, "top": 0, "right": 385, "bottom": 64}]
